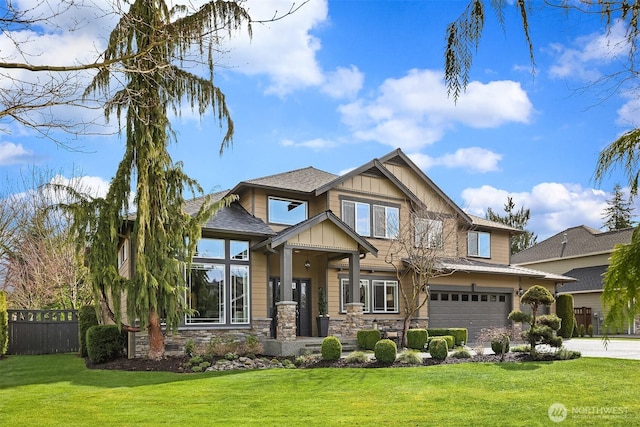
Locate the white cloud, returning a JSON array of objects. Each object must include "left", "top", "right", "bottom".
[
  {"left": 338, "top": 69, "right": 533, "bottom": 151},
  {"left": 281, "top": 138, "right": 337, "bottom": 150},
  {"left": 460, "top": 182, "right": 617, "bottom": 240},
  {"left": 408, "top": 147, "right": 502, "bottom": 173},
  {"left": 0, "top": 142, "right": 35, "bottom": 165},
  {"left": 321, "top": 65, "right": 364, "bottom": 99},
  {"left": 548, "top": 20, "right": 628, "bottom": 81}
]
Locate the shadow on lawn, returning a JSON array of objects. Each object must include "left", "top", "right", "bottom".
[{"left": 0, "top": 354, "right": 255, "bottom": 390}]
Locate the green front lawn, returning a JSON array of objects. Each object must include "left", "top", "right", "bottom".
[{"left": 1, "top": 354, "right": 637, "bottom": 426}]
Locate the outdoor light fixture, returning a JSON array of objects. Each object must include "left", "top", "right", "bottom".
[
  {"left": 517, "top": 287, "right": 524, "bottom": 297},
  {"left": 304, "top": 259, "right": 311, "bottom": 270},
  {"left": 372, "top": 319, "right": 378, "bottom": 330}
]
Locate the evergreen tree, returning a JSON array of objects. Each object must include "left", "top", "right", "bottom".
[
  {"left": 486, "top": 197, "right": 537, "bottom": 255},
  {"left": 69, "top": 1, "right": 252, "bottom": 359},
  {"left": 602, "top": 184, "right": 635, "bottom": 231}
]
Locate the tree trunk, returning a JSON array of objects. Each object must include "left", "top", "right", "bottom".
[
  {"left": 401, "top": 317, "right": 411, "bottom": 348},
  {"left": 147, "top": 309, "right": 165, "bottom": 360}
]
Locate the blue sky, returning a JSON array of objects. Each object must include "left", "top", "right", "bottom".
[{"left": 1, "top": 0, "right": 639, "bottom": 240}]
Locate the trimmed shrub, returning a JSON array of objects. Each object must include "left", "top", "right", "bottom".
[
  {"left": 406, "top": 328, "right": 428, "bottom": 350},
  {"left": 397, "top": 350, "right": 422, "bottom": 365},
  {"left": 579, "top": 324, "right": 586, "bottom": 337},
  {"left": 556, "top": 294, "right": 575, "bottom": 338},
  {"left": 572, "top": 321, "right": 579, "bottom": 338},
  {"left": 357, "top": 329, "right": 381, "bottom": 351},
  {"left": 587, "top": 324, "right": 594, "bottom": 337},
  {"left": 451, "top": 348, "right": 472, "bottom": 359},
  {"left": 428, "top": 335, "right": 454, "bottom": 349},
  {"left": 374, "top": 339, "right": 397, "bottom": 364},
  {"left": 0, "top": 291, "right": 7, "bottom": 356},
  {"left": 321, "top": 336, "right": 342, "bottom": 361},
  {"left": 86, "top": 325, "right": 126, "bottom": 364},
  {"left": 427, "top": 328, "right": 467, "bottom": 346},
  {"left": 78, "top": 305, "right": 99, "bottom": 357},
  {"left": 429, "top": 338, "right": 448, "bottom": 361},
  {"left": 491, "top": 335, "right": 510, "bottom": 355}
]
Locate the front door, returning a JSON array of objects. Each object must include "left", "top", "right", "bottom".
[{"left": 268, "top": 277, "right": 312, "bottom": 337}]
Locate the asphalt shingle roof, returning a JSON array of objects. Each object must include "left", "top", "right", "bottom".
[
  {"left": 511, "top": 225, "right": 634, "bottom": 264},
  {"left": 433, "top": 257, "right": 576, "bottom": 282},
  {"left": 558, "top": 265, "right": 608, "bottom": 293},
  {"left": 240, "top": 167, "right": 338, "bottom": 193}
]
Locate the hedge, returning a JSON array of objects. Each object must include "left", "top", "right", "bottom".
[
  {"left": 427, "top": 328, "right": 467, "bottom": 346},
  {"left": 78, "top": 305, "right": 99, "bottom": 357},
  {"left": 374, "top": 339, "right": 397, "bottom": 364},
  {"left": 357, "top": 329, "right": 381, "bottom": 351},
  {"left": 0, "top": 291, "right": 7, "bottom": 356},
  {"left": 321, "top": 336, "right": 342, "bottom": 361},
  {"left": 427, "top": 335, "right": 454, "bottom": 349},
  {"left": 429, "top": 338, "right": 448, "bottom": 360},
  {"left": 406, "top": 329, "right": 428, "bottom": 350},
  {"left": 86, "top": 325, "right": 126, "bottom": 364},
  {"left": 556, "top": 294, "right": 575, "bottom": 338}
]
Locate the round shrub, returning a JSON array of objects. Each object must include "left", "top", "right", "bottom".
[
  {"left": 374, "top": 339, "right": 397, "bottom": 364},
  {"left": 86, "top": 325, "right": 126, "bottom": 364},
  {"left": 321, "top": 336, "right": 342, "bottom": 361},
  {"left": 406, "top": 328, "right": 428, "bottom": 350},
  {"left": 429, "top": 338, "right": 448, "bottom": 361},
  {"left": 357, "top": 329, "right": 381, "bottom": 351},
  {"left": 491, "top": 335, "right": 510, "bottom": 355}
]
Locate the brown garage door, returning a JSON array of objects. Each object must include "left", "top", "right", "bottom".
[{"left": 428, "top": 291, "right": 512, "bottom": 343}]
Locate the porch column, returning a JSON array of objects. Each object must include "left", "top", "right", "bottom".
[
  {"left": 277, "top": 245, "right": 296, "bottom": 341},
  {"left": 344, "top": 252, "right": 364, "bottom": 338}
]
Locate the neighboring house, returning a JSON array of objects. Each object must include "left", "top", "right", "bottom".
[
  {"left": 120, "top": 149, "right": 574, "bottom": 356},
  {"left": 511, "top": 225, "right": 637, "bottom": 335}
]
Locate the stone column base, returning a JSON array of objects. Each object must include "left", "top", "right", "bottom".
[
  {"left": 344, "top": 303, "right": 364, "bottom": 338},
  {"left": 276, "top": 301, "right": 297, "bottom": 341}
]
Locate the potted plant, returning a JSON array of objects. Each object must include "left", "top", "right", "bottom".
[{"left": 317, "top": 287, "right": 329, "bottom": 337}]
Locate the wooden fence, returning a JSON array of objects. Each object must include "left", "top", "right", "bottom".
[{"left": 7, "top": 309, "right": 79, "bottom": 355}]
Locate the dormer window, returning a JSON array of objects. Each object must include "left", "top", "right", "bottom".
[{"left": 468, "top": 231, "right": 491, "bottom": 258}]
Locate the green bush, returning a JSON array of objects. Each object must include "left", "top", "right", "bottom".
[
  {"left": 556, "top": 294, "right": 575, "bottom": 338},
  {"left": 374, "top": 339, "right": 397, "bottom": 364},
  {"left": 406, "top": 328, "right": 428, "bottom": 350},
  {"left": 491, "top": 336, "right": 510, "bottom": 355},
  {"left": 396, "top": 350, "right": 422, "bottom": 365},
  {"left": 86, "top": 325, "right": 126, "bottom": 364},
  {"left": 356, "top": 329, "right": 381, "bottom": 351},
  {"left": 572, "top": 321, "right": 579, "bottom": 337},
  {"left": 0, "top": 291, "right": 7, "bottom": 356},
  {"left": 451, "top": 348, "right": 472, "bottom": 359},
  {"left": 321, "top": 336, "right": 342, "bottom": 361},
  {"left": 579, "top": 324, "right": 586, "bottom": 337},
  {"left": 428, "top": 335, "right": 454, "bottom": 349},
  {"left": 587, "top": 324, "right": 594, "bottom": 337},
  {"left": 511, "top": 344, "right": 531, "bottom": 353},
  {"left": 429, "top": 338, "right": 448, "bottom": 360},
  {"left": 78, "top": 305, "right": 99, "bottom": 358},
  {"left": 427, "top": 328, "right": 467, "bottom": 346}
]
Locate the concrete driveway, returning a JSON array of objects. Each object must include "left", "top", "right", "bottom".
[{"left": 561, "top": 338, "right": 640, "bottom": 360}]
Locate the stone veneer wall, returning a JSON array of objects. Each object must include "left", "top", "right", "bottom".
[
  {"left": 328, "top": 317, "right": 428, "bottom": 338},
  {"left": 130, "top": 318, "right": 272, "bottom": 358}
]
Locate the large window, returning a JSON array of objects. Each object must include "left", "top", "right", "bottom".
[
  {"left": 415, "top": 218, "right": 443, "bottom": 248},
  {"left": 468, "top": 231, "right": 491, "bottom": 258},
  {"left": 187, "top": 238, "right": 250, "bottom": 325},
  {"left": 340, "top": 279, "right": 370, "bottom": 313},
  {"left": 340, "top": 278, "right": 398, "bottom": 313},
  {"left": 342, "top": 199, "right": 399, "bottom": 239},
  {"left": 268, "top": 197, "right": 307, "bottom": 225}
]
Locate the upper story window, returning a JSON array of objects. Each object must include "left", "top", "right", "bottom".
[
  {"left": 468, "top": 231, "right": 491, "bottom": 258},
  {"left": 195, "top": 238, "right": 225, "bottom": 259},
  {"left": 268, "top": 196, "right": 307, "bottom": 225},
  {"left": 414, "top": 218, "right": 443, "bottom": 249},
  {"left": 342, "top": 199, "right": 399, "bottom": 239},
  {"left": 118, "top": 241, "right": 128, "bottom": 266}
]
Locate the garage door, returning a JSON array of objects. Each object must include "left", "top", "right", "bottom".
[{"left": 428, "top": 290, "right": 512, "bottom": 343}]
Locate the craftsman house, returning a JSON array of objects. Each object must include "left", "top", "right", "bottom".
[{"left": 119, "top": 148, "right": 574, "bottom": 356}]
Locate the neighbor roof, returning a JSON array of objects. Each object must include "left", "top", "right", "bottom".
[
  {"left": 511, "top": 225, "right": 634, "bottom": 264},
  {"left": 557, "top": 265, "right": 608, "bottom": 294}
]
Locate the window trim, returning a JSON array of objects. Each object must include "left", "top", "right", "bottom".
[
  {"left": 340, "top": 197, "right": 401, "bottom": 240},
  {"left": 373, "top": 205, "right": 399, "bottom": 239},
  {"left": 372, "top": 279, "right": 399, "bottom": 313}
]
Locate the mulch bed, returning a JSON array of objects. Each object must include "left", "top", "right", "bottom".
[{"left": 86, "top": 352, "right": 533, "bottom": 373}]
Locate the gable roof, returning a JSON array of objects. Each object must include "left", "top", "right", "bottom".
[
  {"left": 231, "top": 166, "right": 338, "bottom": 194},
  {"left": 512, "top": 225, "right": 634, "bottom": 264},
  {"left": 253, "top": 210, "right": 378, "bottom": 256},
  {"left": 315, "top": 148, "right": 473, "bottom": 224},
  {"left": 558, "top": 265, "right": 608, "bottom": 293},
  {"left": 468, "top": 214, "right": 523, "bottom": 234}
]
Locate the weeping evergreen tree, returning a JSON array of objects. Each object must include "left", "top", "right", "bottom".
[{"left": 71, "top": 1, "right": 252, "bottom": 359}]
